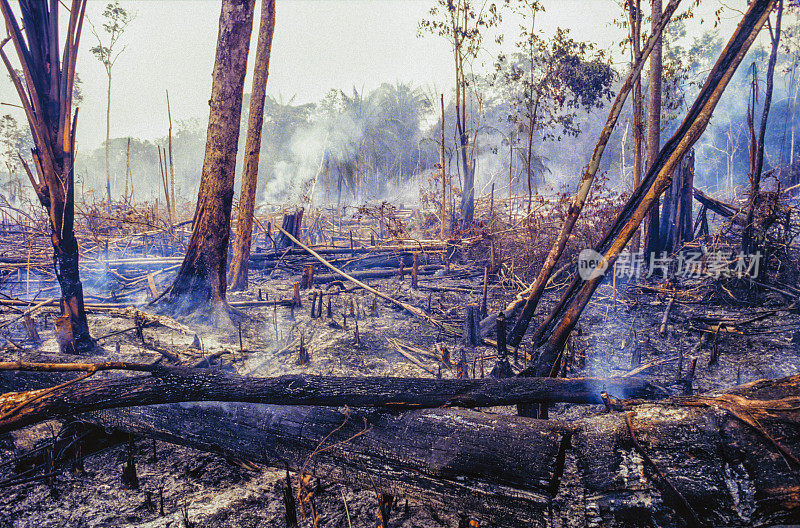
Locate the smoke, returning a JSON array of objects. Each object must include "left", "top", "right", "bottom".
[{"left": 260, "top": 110, "right": 364, "bottom": 207}]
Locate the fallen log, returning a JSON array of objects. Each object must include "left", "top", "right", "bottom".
[
  {"left": 0, "top": 365, "right": 666, "bottom": 433},
  {"left": 250, "top": 244, "right": 445, "bottom": 262},
  {"left": 693, "top": 187, "right": 745, "bottom": 224},
  {"left": 73, "top": 375, "right": 800, "bottom": 527},
  {"left": 312, "top": 264, "right": 441, "bottom": 285}
]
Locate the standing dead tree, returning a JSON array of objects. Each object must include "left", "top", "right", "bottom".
[
  {"left": 228, "top": 0, "right": 276, "bottom": 291},
  {"left": 418, "top": 0, "right": 501, "bottom": 229},
  {"left": 658, "top": 148, "right": 694, "bottom": 253},
  {"left": 0, "top": 0, "right": 95, "bottom": 353},
  {"left": 162, "top": 0, "right": 255, "bottom": 312},
  {"left": 528, "top": 0, "right": 780, "bottom": 380},
  {"left": 743, "top": 0, "right": 783, "bottom": 256},
  {"left": 626, "top": 0, "right": 644, "bottom": 253}
]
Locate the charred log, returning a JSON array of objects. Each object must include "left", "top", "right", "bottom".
[
  {"left": 0, "top": 367, "right": 666, "bottom": 433},
  {"left": 274, "top": 209, "right": 304, "bottom": 249},
  {"left": 70, "top": 375, "right": 800, "bottom": 527}
]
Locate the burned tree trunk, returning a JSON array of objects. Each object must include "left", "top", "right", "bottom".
[
  {"left": 0, "top": 0, "right": 94, "bottom": 354},
  {"left": 644, "top": 0, "right": 663, "bottom": 258},
  {"left": 164, "top": 0, "right": 255, "bottom": 310},
  {"left": 659, "top": 149, "right": 694, "bottom": 253},
  {"left": 274, "top": 208, "right": 304, "bottom": 249},
  {"left": 228, "top": 0, "right": 276, "bottom": 291},
  {"left": 71, "top": 375, "right": 800, "bottom": 527},
  {"left": 743, "top": 0, "right": 782, "bottom": 256},
  {"left": 529, "top": 0, "right": 779, "bottom": 379}
]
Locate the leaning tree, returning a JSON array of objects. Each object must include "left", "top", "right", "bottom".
[
  {"left": 0, "top": 0, "right": 95, "bottom": 353},
  {"left": 163, "top": 0, "right": 255, "bottom": 314}
]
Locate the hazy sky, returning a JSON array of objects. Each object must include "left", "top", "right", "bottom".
[{"left": 0, "top": 0, "right": 741, "bottom": 150}]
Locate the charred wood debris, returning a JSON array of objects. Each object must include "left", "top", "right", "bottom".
[
  {"left": 0, "top": 4, "right": 799, "bottom": 524},
  {"left": 0, "top": 164, "right": 799, "bottom": 526}
]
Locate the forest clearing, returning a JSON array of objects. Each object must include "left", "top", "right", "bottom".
[{"left": 0, "top": 0, "right": 799, "bottom": 527}]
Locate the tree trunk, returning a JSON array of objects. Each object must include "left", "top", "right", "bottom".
[
  {"left": 70, "top": 375, "right": 800, "bottom": 527},
  {"left": 0, "top": 368, "right": 666, "bottom": 433},
  {"left": 164, "top": 0, "right": 255, "bottom": 310},
  {"left": 274, "top": 208, "right": 304, "bottom": 249},
  {"left": 629, "top": 0, "right": 644, "bottom": 253},
  {"left": 644, "top": 0, "right": 663, "bottom": 258},
  {"left": 659, "top": 149, "right": 695, "bottom": 253},
  {"left": 530, "top": 0, "right": 778, "bottom": 379},
  {"left": 228, "top": 0, "right": 276, "bottom": 291},
  {"left": 105, "top": 72, "right": 112, "bottom": 207},
  {"left": 0, "top": 0, "right": 94, "bottom": 354},
  {"left": 743, "top": 0, "right": 782, "bottom": 256},
  {"left": 454, "top": 33, "right": 473, "bottom": 229},
  {"left": 440, "top": 93, "right": 447, "bottom": 240},
  {"left": 526, "top": 118, "right": 534, "bottom": 212}
]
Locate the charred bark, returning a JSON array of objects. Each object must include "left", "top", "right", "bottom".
[
  {"left": 228, "top": 0, "right": 276, "bottom": 291},
  {"left": 164, "top": 0, "right": 255, "bottom": 310},
  {"left": 71, "top": 375, "right": 800, "bottom": 527},
  {"left": 0, "top": 0, "right": 94, "bottom": 354},
  {"left": 659, "top": 149, "right": 694, "bottom": 253},
  {"left": 0, "top": 367, "right": 666, "bottom": 433},
  {"left": 274, "top": 209, "right": 304, "bottom": 249}
]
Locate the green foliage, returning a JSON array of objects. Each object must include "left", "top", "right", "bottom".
[
  {"left": 417, "top": 0, "right": 503, "bottom": 62},
  {"left": 89, "top": 1, "right": 134, "bottom": 72},
  {"left": 494, "top": 27, "right": 614, "bottom": 141}
]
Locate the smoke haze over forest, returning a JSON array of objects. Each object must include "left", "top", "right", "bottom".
[{"left": 0, "top": 0, "right": 796, "bottom": 209}]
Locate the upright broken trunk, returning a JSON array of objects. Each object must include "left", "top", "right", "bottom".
[
  {"left": 658, "top": 149, "right": 694, "bottom": 253},
  {"left": 743, "top": 0, "right": 782, "bottom": 257},
  {"left": 164, "top": 0, "right": 255, "bottom": 310},
  {"left": 228, "top": 0, "right": 276, "bottom": 291},
  {"left": 274, "top": 208, "right": 304, "bottom": 249},
  {"left": 0, "top": 0, "right": 94, "bottom": 354}
]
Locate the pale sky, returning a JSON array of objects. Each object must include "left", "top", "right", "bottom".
[{"left": 0, "top": 0, "right": 741, "bottom": 150}]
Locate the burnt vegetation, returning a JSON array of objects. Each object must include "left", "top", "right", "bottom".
[{"left": 0, "top": 0, "right": 799, "bottom": 527}]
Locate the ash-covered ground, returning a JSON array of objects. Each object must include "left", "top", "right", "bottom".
[{"left": 1, "top": 262, "right": 799, "bottom": 527}]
